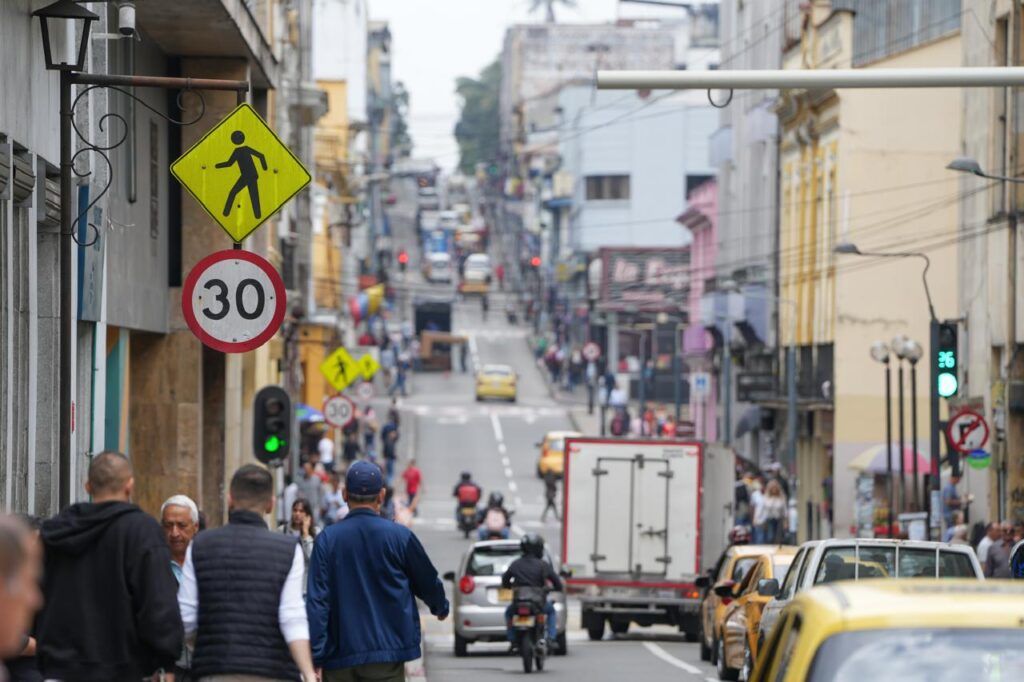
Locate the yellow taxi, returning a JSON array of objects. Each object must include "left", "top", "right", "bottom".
[
  {"left": 475, "top": 364, "right": 517, "bottom": 402},
  {"left": 535, "top": 431, "right": 581, "bottom": 478},
  {"left": 718, "top": 548, "right": 799, "bottom": 680},
  {"left": 697, "top": 544, "right": 797, "bottom": 668},
  {"left": 751, "top": 580, "right": 1024, "bottom": 682}
]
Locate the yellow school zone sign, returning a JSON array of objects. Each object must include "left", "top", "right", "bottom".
[
  {"left": 171, "top": 103, "right": 311, "bottom": 243},
  {"left": 320, "top": 347, "right": 361, "bottom": 392}
]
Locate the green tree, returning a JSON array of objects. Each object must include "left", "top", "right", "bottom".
[
  {"left": 454, "top": 59, "right": 501, "bottom": 175},
  {"left": 391, "top": 80, "right": 412, "bottom": 158},
  {"left": 530, "top": 0, "right": 577, "bottom": 23}
]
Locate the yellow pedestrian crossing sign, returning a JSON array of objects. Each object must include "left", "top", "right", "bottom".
[
  {"left": 357, "top": 354, "right": 381, "bottom": 381},
  {"left": 171, "top": 103, "right": 311, "bottom": 243},
  {"left": 320, "top": 347, "right": 360, "bottom": 392}
]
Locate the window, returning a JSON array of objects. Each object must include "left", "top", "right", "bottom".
[
  {"left": 585, "top": 175, "right": 630, "bottom": 201},
  {"left": 732, "top": 557, "right": 758, "bottom": 583},
  {"left": 737, "top": 560, "right": 764, "bottom": 595},
  {"left": 467, "top": 546, "right": 522, "bottom": 576},
  {"left": 778, "top": 548, "right": 805, "bottom": 599},
  {"left": 808, "top": 628, "right": 1024, "bottom": 682},
  {"left": 772, "top": 613, "right": 803, "bottom": 682},
  {"left": 937, "top": 551, "right": 978, "bottom": 578},
  {"left": 815, "top": 546, "right": 894, "bottom": 584},
  {"left": 686, "top": 173, "right": 713, "bottom": 197}
]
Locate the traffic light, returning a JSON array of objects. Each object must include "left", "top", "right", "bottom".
[
  {"left": 530, "top": 256, "right": 541, "bottom": 268},
  {"left": 935, "top": 321, "right": 958, "bottom": 398},
  {"left": 253, "top": 385, "right": 291, "bottom": 465}
]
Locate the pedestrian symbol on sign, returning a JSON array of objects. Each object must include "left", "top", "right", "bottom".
[{"left": 217, "top": 131, "right": 268, "bottom": 219}]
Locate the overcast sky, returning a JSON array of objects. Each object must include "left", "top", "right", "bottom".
[{"left": 368, "top": 0, "right": 622, "bottom": 171}]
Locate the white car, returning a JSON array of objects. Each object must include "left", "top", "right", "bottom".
[
  {"left": 424, "top": 252, "right": 452, "bottom": 283},
  {"left": 463, "top": 253, "right": 492, "bottom": 284},
  {"left": 756, "top": 538, "right": 984, "bottom": 649}
]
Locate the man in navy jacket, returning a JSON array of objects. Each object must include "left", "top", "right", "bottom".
[{"left": 307, "top": 460, "right": 449, "bottom": 681}]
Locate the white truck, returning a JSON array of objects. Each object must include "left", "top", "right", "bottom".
[{"left": 562, "top": 437, "right": 732, "bottom": 641}]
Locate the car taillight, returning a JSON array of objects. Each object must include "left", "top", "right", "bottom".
[
  {"left": 517, "top": 605, "right": 532, "bottom": 615},
  {"left": 459, "top": 576, "right": 475, "bottom": 594},
  {"left": 686, "top": 589, "right": 700, "bottom": 599}
]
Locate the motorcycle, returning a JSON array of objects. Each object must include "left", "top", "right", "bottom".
[
  {"left": 510, "top": 587, "right": 549, "bottom": 674},
  {"left": 457, "top": 504, "right": 478, "bottom": 539}
]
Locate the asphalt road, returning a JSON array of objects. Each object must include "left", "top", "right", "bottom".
[{"left": 386, "top": 180, "right": 719, "bottom": 680}]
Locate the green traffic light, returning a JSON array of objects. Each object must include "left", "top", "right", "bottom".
[
  {"left": 937, "top": 372, "right": 958, "bottom": 398},
  {"left": 264, "top": 435, "right": 285, "bottom": 453}
]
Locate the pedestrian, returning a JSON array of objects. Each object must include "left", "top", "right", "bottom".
[
  {"left": 322, "top": 474, "right": 347, "bottom": 526},
  {"left": 279, "top": 498, "right": 320, "bottom": 601},
  {"left": 161, "top": 494, "right": 199, "bottom": 680},
  {"left": 297, "top": 459, "right": 324, "bottom": 525},
  {"left": 949, "top": 524, "right": 970, "bottom": 545},
  {"left": 387, "top": 398, "right": 401, "bottom": 429},
  {"left": 389, "top": 362, "right": 408, "bottom": 397},
  {"left": 759, "top": 479, "right": 788, "bottom": 544},
  {"left": 943, "top": 511, "right": 965, "bottom": 543},
  {"left": 282, "top": 474, "right": 299, "bottom": 527},
  {"left": 662, "top": 415, "right": 677, "bottom": 439},
  {"left": 178, "top": 465, "right": 318, "bottom": 682},
  {"left": 750, "top": 479, "right": 766, "bottom": 544},
  {"left": 362, "top": 406, "right": 379, "bottom": 460},
  {"left": 381, "top": 419, "right": 399, "bottom": 482},
  {"left": 985, "top": 521, "right": 1016, "bottom": 578},
  {"left": 496, "top": 262, "right": 505, "bottom": 290},
  {"left": 36, "top": 451, "right": 183, "bottom": 681},
  {"left": 1, "top": 515, "right": 43, "bottom": 682},
  {"left": 402, "top": 459, "right": 423, "bottom": 516},
  {"left": 941, "top": 473, "right": 964, "bottom": 530},
  {"left": 342, "top": 432, "right": 362, "bottom": 469},
  {"left": 318, "top": 429, "right": 336, "bottom": 473},
  {"left": 306, "top": 461, "right": 449, "bottom": 681},
  {"left": 541, "top": 471, "right": 560, "bottom": 522}
]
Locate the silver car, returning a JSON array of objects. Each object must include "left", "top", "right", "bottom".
[{"left": 443, "top": 540, "right": 568, "bottom": 657}]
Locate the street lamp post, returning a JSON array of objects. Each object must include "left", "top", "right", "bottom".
[
  {"left": 34, "top": 0, "right": 249, "bottom": 507},
  {"left": 903, "top": 339, "right": 925, "bottom": 510},
  {"left": 893, "top": 335, "right": 909, "bottom": 514},
  {"left": 871, "top": 341, "right": 896, "bottom": 538}
]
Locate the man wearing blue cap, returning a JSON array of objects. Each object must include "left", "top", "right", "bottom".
[{"left": 306, "top": 461, "right": 449, "bottom": 681}]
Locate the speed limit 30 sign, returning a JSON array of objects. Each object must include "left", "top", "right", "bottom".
[
  {"left": 182, "top": 249, "right": 286, "bottom": 353},
  {"left": 323, "top": 394, "right": 356, "bottom": 429}
]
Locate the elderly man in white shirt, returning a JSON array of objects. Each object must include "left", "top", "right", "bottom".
[
  {"left": 177, "top": 464, "right": 316, "bottom": 682},
  {"left": 976, "top": 522, "right": 1000, "bottom": 564}
]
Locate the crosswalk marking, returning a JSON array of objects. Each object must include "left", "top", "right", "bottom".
[{"left": 408, "top": 404, "right": 567, "bottom": 419}]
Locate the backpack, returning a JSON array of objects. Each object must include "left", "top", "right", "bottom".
[
  {"left": 456, "top": 483, "right": 480, "bottom": 505},
  {"left": 610, "top": 412, "right": 626, "bottom": 436},
  {"left": 485, "top": 507, "right": 506, "bottom": 532}
]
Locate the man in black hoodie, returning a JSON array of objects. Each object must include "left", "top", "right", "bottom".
[{"left": 36, "top": 451, "right": 183, "bottom": 681}]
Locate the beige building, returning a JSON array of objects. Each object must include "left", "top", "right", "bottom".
[
  {"left": 779, "top": 2, "right": 962, "bottom": 538},
  {"left": 957, "top": 0, "right": 1024, "bottom": 524}
]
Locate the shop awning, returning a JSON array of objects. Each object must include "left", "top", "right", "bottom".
[
  {"left": 734, "top": 406, "right": 762, "bottom": 439},
  {"left": 296, "top": 403, "right": 324, "bottom": 423},
  {"left": 848, "top": 444, "right": 930, "bottom": 475}
]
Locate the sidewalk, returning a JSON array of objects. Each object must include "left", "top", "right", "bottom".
[{"left": 527, "top": 338, "right": 604, "bottom": 435}]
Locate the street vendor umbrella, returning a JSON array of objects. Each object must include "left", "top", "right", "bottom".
[
  {"left": 295, "top": 403, "right": 325, "bottom": 423},
  {"left": 847, "top": 443, "right": 930, "bottom": 475}
]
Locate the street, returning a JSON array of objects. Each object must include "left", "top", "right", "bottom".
[{"left": 384, "top": 182, "right": 718, "bottom": 680}]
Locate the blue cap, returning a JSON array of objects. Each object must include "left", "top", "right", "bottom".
[{"left": 346, "top": 460, "right": 384, "bottom": 497}]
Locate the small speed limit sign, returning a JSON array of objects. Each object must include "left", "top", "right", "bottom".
[
  {"left": 582, "top": 342, "right": 601, "bottom": 362},
  {"left": 323, "top": 394, "right": 355, "bottom": 428},
  {"left": 182, "top": 249, "right": 286, "bottom": 353}
]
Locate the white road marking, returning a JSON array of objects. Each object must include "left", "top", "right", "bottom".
[
  {"left": 515, "top": 496, "right": 524, "bottom": 506},
  {"left": 504, "top": 467, "right": 514, "bottom": 478},
  {"left": 436, "top": 415, "right": 468, "bottom": 425},
  {"left": 501, "top": 456, "right": 511, "bottom": 466},
  {"left": 490, "top": 413, "right": 504, "bottom": 442},
  {"left": 508, "top": 480, "right": 518, "bottom": 492},
  {"left": 498, "top": 442, "right": 507, "bottom": 455},
  {"left": 642, "top": 642, "right": 702, "bottom": 675},
  {"left": 467, "top": 333, "right": 481, "bottom": 371}
]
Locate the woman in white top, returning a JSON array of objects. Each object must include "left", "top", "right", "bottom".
[{"left": 759, "top": 480, "right": 788, "bottom": 545}]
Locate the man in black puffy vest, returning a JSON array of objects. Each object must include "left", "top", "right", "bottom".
[{"left": 177, "top": 464, "right": 318, "bottom": 682}]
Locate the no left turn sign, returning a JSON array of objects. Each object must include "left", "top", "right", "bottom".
[
  {"left": 583, "top": 342, "right": 601, "bottom": 362},
  {"left": 182, "top": 249, "right": 286, "bottom": 353},
  {"left": 323, "top": 394, "right": 356, "bottom": 429}
]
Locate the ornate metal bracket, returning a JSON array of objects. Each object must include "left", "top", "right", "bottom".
[{"left": 68, "top": 84, "right": 208, "bottom": 246}]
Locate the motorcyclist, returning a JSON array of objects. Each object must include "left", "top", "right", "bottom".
[
  {"left": 453, "top": 471, "right": 482, "bottom": 520},
  {"left": 478, "top": 491, "right": 511, "bottom": 540},
  {"left": 502, "top": 534, "right": 562, "bottom": 650}
]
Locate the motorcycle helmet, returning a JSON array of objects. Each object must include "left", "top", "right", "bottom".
[
  {"left": 460, "top": 471, "right": 472, "bottom": 482},
  {"left": 488, "top": 491, "right": 504, "bottom": 508},
  {"left": 521, "top": 533, "right": 545, "bottom": 558}
]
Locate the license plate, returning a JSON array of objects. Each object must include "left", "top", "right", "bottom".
[
  {"left": 513, "top": 615, "right": 535, "bottom": 626},
  {"left": 498, "top": 588, "right": 513, "bottom": 602}
]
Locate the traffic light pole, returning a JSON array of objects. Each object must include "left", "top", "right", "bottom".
[{"left": 928, "top": 318, "right": 940, "bottom": 534}]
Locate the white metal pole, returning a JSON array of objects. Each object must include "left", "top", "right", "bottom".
[{"left": 597, "top": 67, "right": 1024, "bottom": 90}]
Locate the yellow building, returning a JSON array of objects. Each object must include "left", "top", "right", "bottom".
[{"left": 779, "top": 3, "right": 961, "bottom": 538}]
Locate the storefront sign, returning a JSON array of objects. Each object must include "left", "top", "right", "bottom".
[{"left": 597, "top": 247, "right": 689, "bottom": 312}]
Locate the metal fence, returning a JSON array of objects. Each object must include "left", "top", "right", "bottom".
[{"left": 844, "top": 0, "right": 961, "bottom": 67}]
